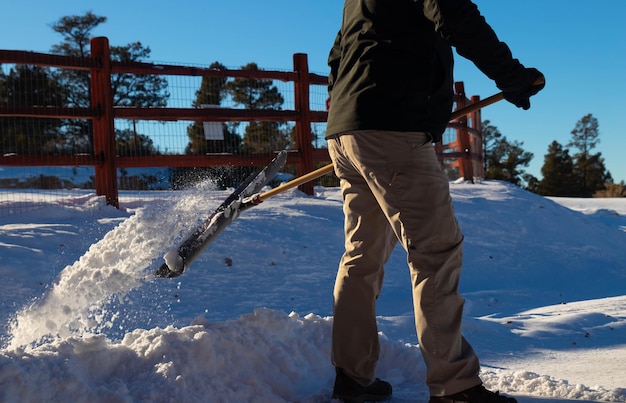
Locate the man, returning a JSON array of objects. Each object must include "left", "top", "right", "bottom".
[{"left": 325, "top": 1, "right": 544, "bottom": 402}]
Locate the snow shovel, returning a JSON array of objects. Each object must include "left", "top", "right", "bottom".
[{"left": 155, "top": 151, "right": 288, "bottom": 278}]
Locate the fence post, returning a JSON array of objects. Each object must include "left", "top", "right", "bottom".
[
  {"left": 470, "top": 95, "right": 484, "bottom": 179},
  {"left": 454, "top": 82, "right": 473, "bottom": 182},
  {"left": 293, "top": 53, "right": 314, "bottom": 195},
  {"left": 90, "top": 37, "right": 119, "bottom": 207}
]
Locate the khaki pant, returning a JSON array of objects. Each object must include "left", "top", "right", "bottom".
[{"left": 327, "top": 130, "right": 481, "bottom": 396}]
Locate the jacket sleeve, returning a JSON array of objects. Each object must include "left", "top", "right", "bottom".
[
  {"left": 421, "top": 0, "right": 530, "bottom": 91},
  {"left": 328, "top": 30, "right": 342, "bottom": 96}
]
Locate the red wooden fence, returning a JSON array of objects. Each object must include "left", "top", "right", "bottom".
[{"left": 0, "top": 36, "right": 483, "bottom": 208}]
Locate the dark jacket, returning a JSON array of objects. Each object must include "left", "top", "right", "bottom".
[{"left": 326, "top": 0, "right": 530, "bottom": 142}]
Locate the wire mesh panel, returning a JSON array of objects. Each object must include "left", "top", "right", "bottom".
[
  {"left": 1, "top": 41, "right": 480, "bottom": 216},
  {"left": 0, "top": 60, "right": 97, "bottom": 214},
  {"left": 0, "top": 46, "right": 332, "bottom": 215}
]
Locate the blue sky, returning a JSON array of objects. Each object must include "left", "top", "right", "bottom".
[{"left": 2, "top": 0, "right": 625, "bottom": 183}]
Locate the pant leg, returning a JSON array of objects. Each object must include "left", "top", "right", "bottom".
[
  {"left": 328, "top": 136, "right": 398, "bottom": 386},
  {"left": 330, "top": 131, "right": 481, "bottom": 395}
]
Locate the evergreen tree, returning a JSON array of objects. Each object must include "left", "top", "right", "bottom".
[
  {"left": 573, "top": 152, "right": 612, "bottom": 196},
  {"left": 50, "top": 12, "right": 169, "bottom": 152},
  {"left": 567, "top": 114, "right": 611, "bottom": 196},
  {"left": 49, "top": 12, "right": 104, "bottom": 147},
  {"left": 481, "top": 120, "right": 503, "bottom": 172},
  {"left": 568, "top": 113, "right": 600, "bottom": 155},
  {"left": 173, "top": 62, "right": 245, "bottom": 190},
  {"left": 482, "top": 121, "right": 533, "bottom": 186},
  {"left": 227, "top": 63, "right": 284, "bottom": 110},
  {"left": 115, "top": 127, "right": 159, "bottom": 157},
  {"left": 525, "top": 175, "right": 539, "bottom": 193},
  {"left": 242, "top": 121, "right": 290, "bottom": 154},
  {"left": 109, "top": 42, "right": 169, "bottom": 107},
  {"left": 0, "top": 65, "right": 7, "bottom": 105},
  {"left": 536, "top": 140, "right": 577, "bottom": 196},
  {"left": 186, "top": 62, "right": 241, "bottom": 155},
  {"left": 0, "top": 65, "right": 65, "bottom": 155},
  {"left": 288, "top": 123, "right": 319, "bottom": 151},
  {"left": 225, "top": 63, "right": 289, "bottom": 154},
  {"left": 51, "top": 12, "right": 105, "bottom": 58}
]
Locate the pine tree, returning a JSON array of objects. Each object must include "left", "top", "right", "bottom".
[
  {"left": 482, "top": 121, "right": 533, "bottom": 186},
  {"left": 0, "top": 65, "right": 65, "bottom": 155},
  {"left": 109, "top": 42, "right": 169, "bottom": 108},
  {"left": 115, "top": 128, "right": 159, "bottom": 157},
  {"left": 481, "top": 120, "right": 502, "bottom": 173},
  {"left": 0, "top": 65, "right": 7, "bottom": 105},
  {"left": 49, "top": 12, "right": 169, "bottom": 152},
  {"left": 567, "top": 114, "right": 611, "bottom": 196},
  {"left": 536, "top": 140, "right": 577, "bottom": 196},
  {"left": 226, "top": 63, "right": 289, "bottom": 154},
  {"left": 49, "top": 12, "right": 105, "bottom": 147},
  {"left": 186, "top": 62, "right": 241, "bottom": 155}
]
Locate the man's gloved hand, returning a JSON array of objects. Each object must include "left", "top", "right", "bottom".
[{"left": 502, "top": 68, "right": 545, "bottom": 110}]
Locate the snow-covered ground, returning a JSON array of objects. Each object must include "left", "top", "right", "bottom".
[{"left": 0, "top": 180, "right": 624, "bottom": 402}]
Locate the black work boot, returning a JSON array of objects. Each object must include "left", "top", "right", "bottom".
[
  {"left": 332, "top": 367, "right": 392, "bottom": 402},
  {"left": 429, "top": 384, "right": 517, "bottom": 403}
]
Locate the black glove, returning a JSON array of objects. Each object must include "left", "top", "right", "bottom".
[{"left": 502, "top": 68, "right": 545, "bottom": 110}]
